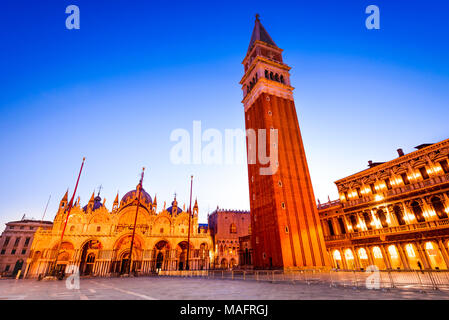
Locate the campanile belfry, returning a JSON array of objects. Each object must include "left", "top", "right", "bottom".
[{"left": 240, "top": 15, "right": 329, "bottom": 269}]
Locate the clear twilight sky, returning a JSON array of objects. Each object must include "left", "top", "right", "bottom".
[{"left": 0, "top": 0, "right": 448, "bottom": 229}]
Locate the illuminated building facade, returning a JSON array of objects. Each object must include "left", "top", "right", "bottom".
[
  {"left": 319, "top": 139, "right": 449, "bottom": 270},
  {"left": 240, "top": 16, "right": 329, "bottom": 269},
  {"left": 0, "top": 218, "right": 52, "bottom": 277},
  {"left": 24, "top": 185, "right": 213, "bottom": 278},
  {"left": 208, "top": 208, "right": 251, "bottom": 269}
]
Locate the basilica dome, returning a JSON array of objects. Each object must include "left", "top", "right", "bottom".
[
  {"left": 166, "top": 200, "right": 182, "bottom": 215},
  {"left": 83, "top": 195, "right": 104, "bottom": 212},
  {"left": 120, "top": 187, "right": 152, "bottom": 206}
]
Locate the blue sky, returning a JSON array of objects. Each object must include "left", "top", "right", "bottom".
[{"left": 0, "top": 0, "right": 448, "bottom": 228}]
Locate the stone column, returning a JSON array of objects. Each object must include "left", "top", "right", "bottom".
[
  {"left": 380, "top": 245, "right": 392, "bottom": 269},
  {"left": 423, "top": 198, "right": 437, "bottom": 221},
  {"left": 402, "top": 202, "right": 413, "bottom": 224},
  {"left": 437, "top": 239, "right": 449, "bottom": 269},
  {"left": 351, "top": 247, "right": 361, "bottom": 270},
  {"left": 340, "top": 249, "right": 348, "bottom": 270},
  {"left": 366, "top": 246, "right": 375, "bottom": 267},
  {"left": 385, "top": 206, "right": 395, "bottom": 227},
  {"left": 416, "top": 242, "right": 432, "bottom": 269},
  {"left": 397, "top": 243, "right": 410, "bottom": 270},
  {"left": 332, "top": 218, "right": 340, "bottom": 235}
]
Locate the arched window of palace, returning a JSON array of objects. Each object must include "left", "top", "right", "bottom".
[
  {"left": 377, "top": 209, "right": 388, "bottom": 228},
  {"left": 344, "top": 249, "right": 355, "bottom": 270},
  {"left": 337, "top": 218, "right": 346, "bottom": 234},
  {"left": 349, "top": 215, "right": 358, "bottom": 232},
  {"left": 425, "top": 241, "right": 446, "bottom": 270},
  {"left": 373, "top": 247, "right": 382, "bottom": 259},
  {"left": 230, "top": 223, "right": 237, "bottom": 234},
  {"left": 388, "top": 245, "right": 401, "bottom": 269},
  {"left": 358, "top": 248, "right": 369, "bottom": 269},
  {"left": 363, "top": 212, "right": 372, "bottom": 230},
  {"left": 372, "top": 246, "right": 386, "bottom": 270},
  {"left": 333, "top": 250, "right": 342, "bottom": 269},
  {"left": 431, "top": 196, "right": 448, "bottom": 219},
  {"left": 411, "top": 201, "right": 425, "bottom": 222},
  {"left": 327, "top": 220, "right": 335, "bottom": 236},
  {"left": 393, "top": 205, "right": 406, "bottom": 225}
]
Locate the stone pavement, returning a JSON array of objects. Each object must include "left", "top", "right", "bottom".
[{"left": 1, "top": 277, "right": 449, "bottom": 300}]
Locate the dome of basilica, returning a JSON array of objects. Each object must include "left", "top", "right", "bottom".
[{"left": 120, "top": 187, "right": 152, "bottom": 206}]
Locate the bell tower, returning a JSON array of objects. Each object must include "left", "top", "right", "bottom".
[{"left": 240, "top": 15, "right": 329, "bottom": 269}]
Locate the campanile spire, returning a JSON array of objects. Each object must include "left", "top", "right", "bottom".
[{"left": 241, "top": 17, "right": 329, "bottom": 270}]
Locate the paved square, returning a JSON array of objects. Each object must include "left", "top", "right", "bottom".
[{"left": 1, "top": 277, "right": 449, "bottom": 300}]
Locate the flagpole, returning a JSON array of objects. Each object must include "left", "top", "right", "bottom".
[
  {"left": 50, "top": 157, "right": 86, "bottom": 276},
  {"left": 186, "top": 175, "right": 193, "bottom": 271},
  {"left": 40, "top": 195, "right": 51, "bottom": 224},
  {"left": 128, "top": 167, "right": 145, "bottom": 276}
]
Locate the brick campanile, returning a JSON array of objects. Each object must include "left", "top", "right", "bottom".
[{"left": 240, "top": 16, "right": 329, "bottom": 269}]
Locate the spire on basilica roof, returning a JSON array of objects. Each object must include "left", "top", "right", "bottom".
[
  {"left": 247, "top": 14, "right": 278, "bottom": 53},
  {"left": 89, "top": 191, "right": 95, "bottom": 203},
  {"left": 61, "top": 190, "right": 68, "bottom": 202}
]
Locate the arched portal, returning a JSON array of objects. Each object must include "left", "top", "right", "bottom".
[
  {"left": 153, "top": 240, "right": 170, "bottom": 272},
  {"left": 199, "top": 243, "right": 209, "bottom": 270},
  {"left": 425, "top": 241, "right": 446, "bottom": 270},
  {"left": 177, "top": 241, "right": 191, "bottom": 271},
  {"left": 220, "top": 258, "right": 228, "bottom": 269},
  {"left": 79, "top": 240, "right": 102, "bottom": 276},
  {"left": 53, "top": 241, "right": 75, "bottom": 274},
  {"left": 112, "top": 234, "right": 144, "bottom": 274}
]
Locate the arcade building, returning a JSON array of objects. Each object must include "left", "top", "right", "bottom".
[{"left": 319, "top": 138, "right": 449, "bottom": 271}]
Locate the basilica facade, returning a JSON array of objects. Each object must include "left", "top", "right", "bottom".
[{"left": 24, "top": 185, "right": 213, "bottom": 278}]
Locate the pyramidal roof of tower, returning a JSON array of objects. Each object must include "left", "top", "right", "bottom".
[{"left": 247, "top": 15, "right": 278, "bottom": 53}]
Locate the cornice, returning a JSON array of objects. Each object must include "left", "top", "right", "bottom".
[
  {"left": 335, "top": 138, "right": 449, "bottom": 186},
  {"left": 242, "top": 78, "right": 294, "bottom": 111}
]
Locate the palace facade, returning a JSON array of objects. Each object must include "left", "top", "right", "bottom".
[
  {"left": 319, "top": 139, "right": 449, "bottom": 271},
  {"left": 24, "top": 185, "right": 214, "bottom": 278},
  {"left": 208, "top": 208, "right": 251, "bottom": 269}
]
